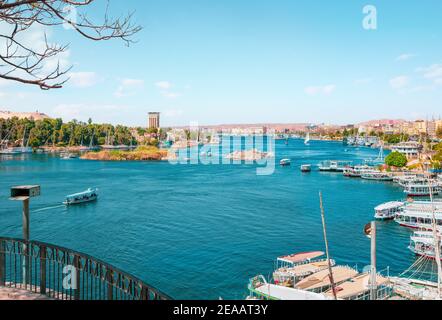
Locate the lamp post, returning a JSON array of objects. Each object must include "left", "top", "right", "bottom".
[{"left": 9, "top": 185, "right": 40, "bottom": 288}]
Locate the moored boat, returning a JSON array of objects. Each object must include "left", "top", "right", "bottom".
[
  {"left": 280, "top": 159, "right": 291, "bottom": 166},
  {"left": 408, "top": 231, "right": 442, "bottom": 260},
  {"left": 361, "top": 171, "right": 393, "bottom": 181},
  {"left": 394, "top": 200, "right": 442, "bottom": 230},
  {"left": 63, "top": 188, "right": 98, "bottom": 205},
  {"left": 300, "top": 164, "right": 311, "bottom": 172},
  {"left": 374, "top": 201, "right": 404, "bottom": 220},
  {"left": 404, "top": 181, "right": 440, "bottom": 197}
]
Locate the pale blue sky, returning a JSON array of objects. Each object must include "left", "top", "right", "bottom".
[{"left": 1, "top": 0, "right": 442, "bottom": 126}]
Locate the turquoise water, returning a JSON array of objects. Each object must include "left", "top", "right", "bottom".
[{"left": 0, "top": 140, "right": 417, "bottom": 299}]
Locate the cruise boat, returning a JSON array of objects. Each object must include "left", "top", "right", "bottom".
[
  {"left": 280, "top": 159, "right": 291, "bottom": 166},
  {"left": 343, "top": 165, "right": 372, "bottom": 178},
  {"left": 408, "top": 231, "right": 441, "bottom": 260},
  {"left": 394, "top": 200, "right": 442, "bottom": 230},
  {"left": 374, "top": 201, "right": 404, "bottom": 220},
  {"left": 247, "top": 275, "right": 329, "bottom": 300},
  {"left": 404, "top": 181, "right": 440, "bottom": 197},
  {"left": 300, "top": 164, "right": 311, "bottom": 172},
  {"left": 63, "top": 188, "right": 98, "bottom": 205},
  {"left": 318, "top": 160, "right": 352, "bottom": 172},
  {"left": 361, "top": 171, "right": 393, "bottom": 181}
]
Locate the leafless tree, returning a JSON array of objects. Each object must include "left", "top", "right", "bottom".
[{"left": 0, "top": 0, "right": 141, "bottom": 90}]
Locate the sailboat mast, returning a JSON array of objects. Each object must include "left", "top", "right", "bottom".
[
  {"left": 429, "top": 181, "right": 442, "bottom": 299},
  {"left": 319, "top": 191, "right": 337, "bottom": 300}
]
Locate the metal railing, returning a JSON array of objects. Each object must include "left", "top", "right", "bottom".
[{"left": 0, "top": 237, "right": 171, "bottom": 300}]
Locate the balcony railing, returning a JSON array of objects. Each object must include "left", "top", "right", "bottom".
[{"left": 0, "top": 237, "right": 171, "bottom": 300}]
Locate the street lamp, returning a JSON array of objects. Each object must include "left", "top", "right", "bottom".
[{"left": 9, "top": 185, "right": 40, "bottom": 287}]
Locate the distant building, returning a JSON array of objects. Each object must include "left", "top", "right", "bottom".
[
  {"left": 391, "top": 141, "right": 423, "bottom": 159},
  {"left": 148, "top": 112, "right": 160, "bottom": 130}
]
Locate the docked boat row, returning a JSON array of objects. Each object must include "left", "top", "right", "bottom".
[{"left": 247, "top": 251, "right": 393, "bottom": 300}]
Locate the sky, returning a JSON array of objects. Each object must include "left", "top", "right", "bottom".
[{"left": 1, "top": 0, "right": 442, "bottom": 127}]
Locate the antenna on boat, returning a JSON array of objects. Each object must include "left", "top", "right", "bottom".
[{"left": 319, "top": 191, "right": 337, "bottom": 300}]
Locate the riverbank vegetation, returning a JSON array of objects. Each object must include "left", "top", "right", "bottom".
[
  {"left": 81, "top": 146, "right": 169, "bottom": 161},
  {"left": 0, "top": 117, "right": 155, "bottom": 148}
]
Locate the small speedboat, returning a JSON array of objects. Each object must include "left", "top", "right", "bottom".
[
  {"left": 280, "top": 159, "right": 291, "bottom": 166},
  {"left": 301, "top": 164, "right": 311, "bottom": 172},
  {"left": 63, "top": 188, "right": 98, "bottom": 205}
]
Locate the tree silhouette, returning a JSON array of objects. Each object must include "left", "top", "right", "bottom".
[{"left": 0, "top": 0, "right": 141, "bottom": 89}]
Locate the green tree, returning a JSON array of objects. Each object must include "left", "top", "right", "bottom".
[
  {"left": 385, "top": 151, "right": 408, "bottom": 167},
  {"left": 437, "top": 126, "right": 442, "bottom": 139}
]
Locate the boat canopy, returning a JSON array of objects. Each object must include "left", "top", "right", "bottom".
[
  {"left": 65, "top": 188, "right": 97, "bottom": 200},
  {"left": 277, "top": 260, "right": 335, "bottom": 278},
  {"left": 295, "top": 266, "right": 358, "bottom": 291},
  {"left": 277, "top": 251, "right": 324, "bottom": 264},
  {"left": 324, "top": 273, "right": 389, "bottom": 300},
  {"left": 375, "top": 201, "right": 404, "bottom": 211}
]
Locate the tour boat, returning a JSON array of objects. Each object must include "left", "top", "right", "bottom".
[
  {"left": 273, "top": 254, "right": 336, "bottom": 285},
  {"left": 301, "top": 164, "right": 311, "bottom": 172},
  {"left": 63, "top": 188, "right": 98, "bottom": 205},
  {"left": 394, "top": 200, "right": 442, "bottom": 230},
  {"left": 318, "top": 160, "right": 352, "bottom": 172},
  {"left": 403, "top": 181, "right": 440, "bottom": 197},
  {"left": 280, "top": 159, "right": 291, "bottom": 166},
  {"left": 408, "top": 231, "right": 442, "bottom": 260},
  {"left": 343, "top": 165, "right": 372, "bottom": 178},
  {"left": 374, "top": 201, "right": 404, "bottom": 220},
  {"left": 361, "top": 171, "right": 393, "bottom": 181}
]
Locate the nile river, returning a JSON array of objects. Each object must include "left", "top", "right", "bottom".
[{"left": 0, "top": 140, "right": 417, "bottom": 299}]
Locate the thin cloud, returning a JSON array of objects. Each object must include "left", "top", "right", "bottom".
[
  {"left": 305, "top": 84, "right": 336, "bottom": 96},
  {"left": 389, "top": 76, "right": 410, "bottom": 89},
  {"left": 396, "top": 53, "right": 416, "bottom": 61},
  {"left": 155, "top": 81, "right": 172, "bottom": 90},
  {"left": 69, "top": 72, "right": 99, "bottom": 88},
  {"left": 114, "top": 78, "right": 145, "bottom": 98}
]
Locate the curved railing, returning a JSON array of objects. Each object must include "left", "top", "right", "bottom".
[{"left": 0, "top": 237, "right": 171, "bottom": 300}]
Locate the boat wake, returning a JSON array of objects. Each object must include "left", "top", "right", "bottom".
[{"left": 32, "top": 204, "right": 65, "bottom": 213}]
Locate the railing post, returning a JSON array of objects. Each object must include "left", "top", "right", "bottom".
[
  {"left": 74, "top": 255, "right": 80, "bottom": 300},
  {"left": 40, "top": 245, "right": 46, "bottom": 295},
  {"left": 141, "top": 285, "right": 149, "bottom": 300},
  {"left": 0, "top": 239, "right": 5, "bottom": 286},
  {"left": 107, "top": 269, "right": 114, "bottom": 300}
]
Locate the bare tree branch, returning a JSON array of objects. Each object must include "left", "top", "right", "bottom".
[{"left": 0, "top": 0, "right": 142, "bottom": 89}]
